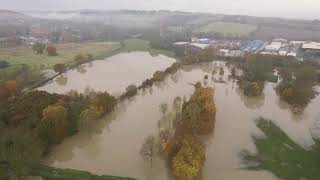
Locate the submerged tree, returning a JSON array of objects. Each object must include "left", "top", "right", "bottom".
[
  {"left": 140, "top": 135, "right": 156, "bottom": 168},
  {"left": 53, "top": 63, "right": 66, "bottom": 74},
  {"left": 159, "top": 102, "right": 168, "bottom": 118}
]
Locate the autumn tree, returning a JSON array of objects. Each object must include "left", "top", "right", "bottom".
[
  {"left": 152, "top": 71, "right": 165, "bottom": 81},
  {"left": 46, "top": 45, "right": 58, "bottom": 56},
  {"left": 172, "top": 135, "right": 205, "bottom": 180},
  {"left": 37, "top": 104, "right": 69, "bottom": 144},
  {"left": 90, "top": 92, "right": 116, "bottom": 117},
  {"left": 53, "top": 63, "right": 66, "bottom": 74},
  {"left": 32, "top": 43, "right": 46, "bottom": 54},
  {"left": 140, "top": 135, "right": 156, "bottom": 168},
  {"left": 181, "top": 83, "right": 216, "bottom": 134}
]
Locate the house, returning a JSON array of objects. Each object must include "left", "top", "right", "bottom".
[
  {"left": 301, "top": 42, "right": 320, "bottom": 55},
  {"left": 30, "top": 26, "right": 50, "bottom": 40}
]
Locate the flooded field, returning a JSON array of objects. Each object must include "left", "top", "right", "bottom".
[
  {"left": 38, "top": 51, "right": 175, "bottom": 96},
  {"left": 42, "top": 61, "right": 320, "bottom": 180}
]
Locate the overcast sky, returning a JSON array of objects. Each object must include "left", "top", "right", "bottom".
[{"left": 1, "top": 0, "right": 319, "bottom": 19}]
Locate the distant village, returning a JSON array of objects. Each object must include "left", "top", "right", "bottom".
[{"left": 173, "top": 37, "right": 320, "bottom": 61}]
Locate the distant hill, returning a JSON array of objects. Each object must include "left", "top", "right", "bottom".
[{"left": 0, "top": 10, "right": 33, "bottom": 25}]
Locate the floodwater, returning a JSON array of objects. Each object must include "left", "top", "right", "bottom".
[
  {"left": 38, "top": 51, "right": 176, "bottom": 96},
  {"left": 43, "top": 61, "right": 320, "bottom": 180}
]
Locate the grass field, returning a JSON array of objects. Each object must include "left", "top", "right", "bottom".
[
  {"left": 196, "top": 22, "right": 257, "bottom": 37},
  {"left": 243, "top": 118, "right": 320, "bottom": 180},
  {"left": 121, "top": 38, "right": 175, "bottom": 57},
  {"left": 0, "top": 42, "right": 121, "bottom": 69},
  {"left": 31, "top": 164, "right": 136, "bottom": 180}
]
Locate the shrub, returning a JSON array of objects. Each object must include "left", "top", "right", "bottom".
[
  {"left": 125, "top": 84, "right": 138, "bottom": 97},
  {"left": 0, "top": 60, "right": 9, "bottom": 69},
  {"left": 152, "top": 71, "right": 165, "bottom": 81},
  {"left": 244, "top": 81, "right": 263, "bottom": 96},
  {"left": 46, "top": 45, "right": 58, "bottom": 56},
  {"left": 32, "top": 43, "right": 46, "bottom": 54},
  {"left": 53, "top": 64, "right": 66, "bottom": 74}
]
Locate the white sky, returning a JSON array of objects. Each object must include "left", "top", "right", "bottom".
[{"left": 1, "top": 0, "right": 319, "bottom": 19}]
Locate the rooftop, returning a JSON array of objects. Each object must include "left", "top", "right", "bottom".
[
  {"left": 173, "top": 42, "right": 190, "bottom": 46},
  {"left": 190, "top": 43, "right": 210, "bottom": 49},
  {"left": 302, "top": 42, "right": 320, "bottom": 50}
]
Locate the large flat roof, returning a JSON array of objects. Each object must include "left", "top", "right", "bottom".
[
  {"left": 190, "top": 43, "right": 210, "bottom": 49},
  {"left": 302, "top": 42, "right": 320, "bottom": 50}
]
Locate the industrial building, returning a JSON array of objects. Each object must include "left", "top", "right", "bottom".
[
  {"left": 301, "top": 42, "right": 320, "bottom": 55},
  {"left": 264, "top": 42, "right": 282, "bottom": 52}
]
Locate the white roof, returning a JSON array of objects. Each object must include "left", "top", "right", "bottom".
[
  {"left": 265, "top": 42, "right": 282, "bottom": 51},
  {"left": 190, "top": 43, "right": 210, "bottom": 49},
  {"left": 287, "top": 52, "right": 297, "bottom": 57},
  {"left": 302, "top": 42, "right": 320, "bottom": 50},
  {"left": 173, "top": 42, "right": 190, "bottom": 45},
  {"left": 278, "top": 50, "right": 288, "bottom": 56}
]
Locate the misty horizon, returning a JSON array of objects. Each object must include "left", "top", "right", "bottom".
[{"left": 1, "top": 0, "right": 319, "bottom": 20}]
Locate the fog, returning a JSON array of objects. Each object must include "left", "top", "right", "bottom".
[{"left": 1, "top": 0, "right": 319, "bottom": 19}]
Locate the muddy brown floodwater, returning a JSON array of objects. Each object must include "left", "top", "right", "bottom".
[
  {"left": 41, "top": 57, "right": 320, "bottom": 180},
  {"left": 38, "top": 51, "right": 176, "bottom": 96}
]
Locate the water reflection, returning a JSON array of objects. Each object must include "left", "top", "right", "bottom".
[{"left": 56, "top": 75, "right": 68, "bottom": 86}]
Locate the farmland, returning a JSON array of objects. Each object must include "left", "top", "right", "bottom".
[
  {"left": 196, "top": 22, "right": 258, "bottom": 37},
  {"left": 0, "top": 42, "right": 121, "bottom": 69}
]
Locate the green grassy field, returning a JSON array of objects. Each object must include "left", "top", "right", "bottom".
[
  {"left": 31, "top": 165, "right": 136, "bottom": 180},
  {"left": 243, "top": 118, "right": 320, "bottom": 180},
  {"left": 196, "top": 22, "right": 257, "bottom": 37},
  {"left": 121, "top": 39, "right": 175, "bottom": 57},
  {"left": 0, "top": 42, "right": 121, "bottom": 69}
]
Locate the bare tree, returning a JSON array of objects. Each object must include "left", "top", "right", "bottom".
[
  {"left": 159, "top": 102, "right": 168, "bottom": 117},
  {"left": 140, "top": 135, "right": 156, "bottom": 168}
]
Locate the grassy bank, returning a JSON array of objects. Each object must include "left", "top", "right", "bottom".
[
  {"left": 31, "top": 165, "right": 136, "bottom": 180},
  {"left": 242, "top": 118, "right": 320, "bottom": 180}
]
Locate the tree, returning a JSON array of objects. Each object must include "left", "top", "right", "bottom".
[
  {"left": 74, "top": 54, "right": 85, "bottom": 63},
  {"left": 0, "top": 60, "right": 9, "bottom": 69},
  {"left": 90, "top": 92, "right": 116, "bottom": 117},
  {"left": 37, "top": 104, "right": 69, "bottom": 144},
  {"left": 140, "top": 135, "right": 156, "bottom": 168},
  {"left": 32, "top": 43, "right": 46, "bottom": 54},
  {"left": 172, "top": 135, "right": 205, "bottom": 180},
  {"left": 125, "top": 84, "right": 138, "bottom": 97},
  {"left": 153, "top": 71, "right": 165, "bottom": 81},
  {"left": 46, "top": 45, "right": 58, "bottom": 56},
  {"left": 79, "top": 108, "right": 100, "bottom": 129},
  {"left": 159, "top": 102, "right": 168, "bottom": 117},
  {"left": 53, "top": 63, "right": 66, "bottom": 74},
  {"left": 0, "top": 128, "right": 44, "bottom": 177},
  {"left": 173, "top": 96, "right": 182, "bottom": 114}
]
